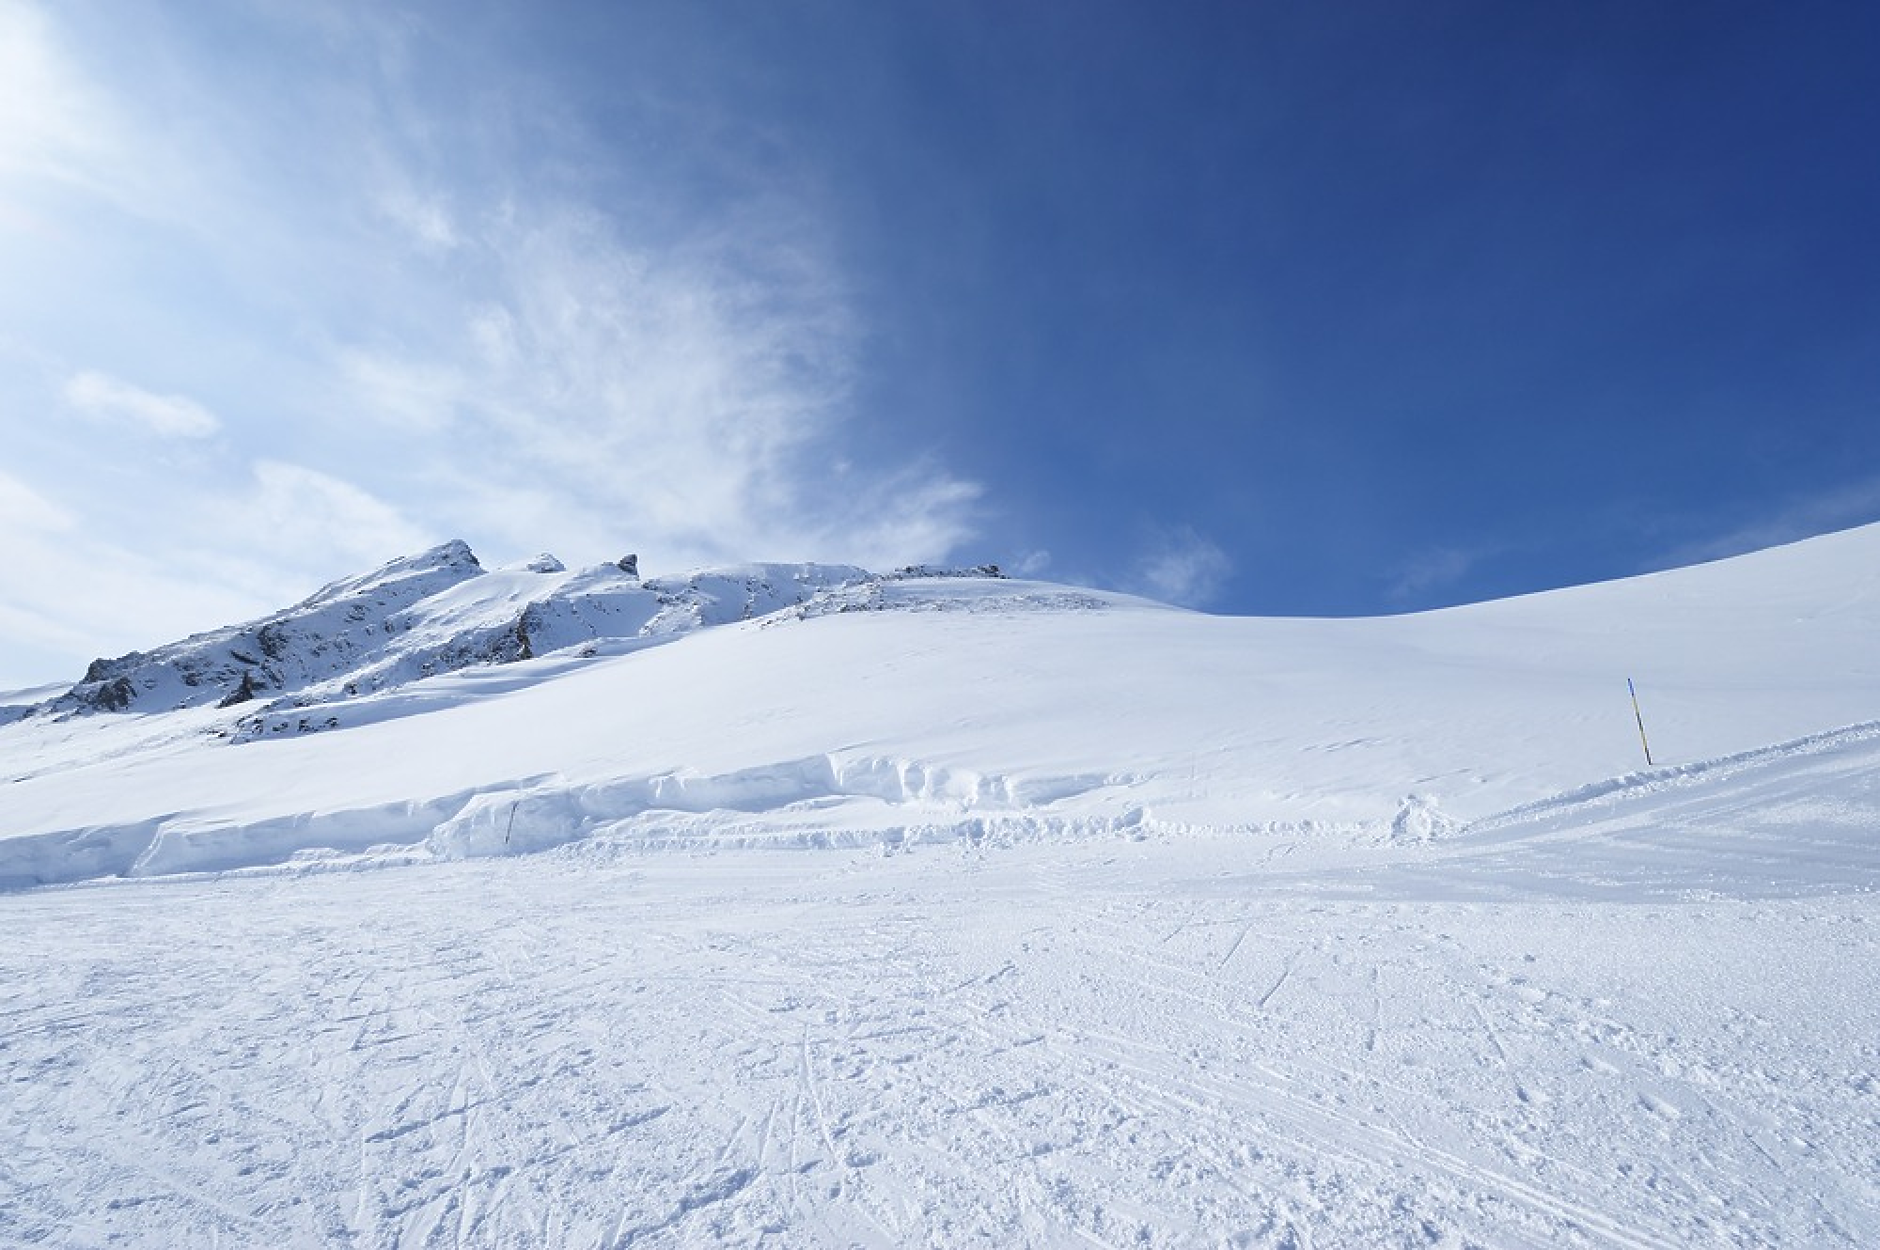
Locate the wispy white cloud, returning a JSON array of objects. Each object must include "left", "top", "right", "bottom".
[
  {"left": 215, "top": 461, "right": 437, "bottom": 572},
  {"left": 1650, "top": 476, "right": 1880, "bottom": 571},
  {"left": 0, "top": 0, "right": 985, "bottom": 685},
  {"left": 1010, "top": 549, "right": 1053, "bottom": 578},
  {"left": 0, "top": 468, "right": 75, "bottom": 532},
  {"left": 1385, "top": 543, "right": 1498, "bottom": 606},
  {"left": 0, "top": 1, "right": 246, "bottom": 241},
  {"left": 798, "top": 465, "right": 982, "bottom": 571},
  {"left": 334, "top": 349, "right": 465, "bottom": 433},
  {"left": 0, "top": 0, "right": 117, "bottom": 191},
  {"left": 375, "top": 186, "right": 460, "bottom": 251},
  {"left": 1127, "top": 524, "right": 1232, "bottom": 607},
  {"left": 63, "top": 371, "right": 221, "bottom": 439},
  {"left": 0, "top": 471, "right": 291, "bottom": 684},
  {"left": 340, "top": 197, "right": 976, "bottom": 569}
]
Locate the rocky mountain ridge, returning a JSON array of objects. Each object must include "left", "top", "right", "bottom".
[{"left": 18, "top": 542, "right": 1005, "bottom": 739}]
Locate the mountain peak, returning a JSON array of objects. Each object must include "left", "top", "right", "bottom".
[
  {"left": 294, "top": 539, "right": 484, "bottom": 609},
  {"left": 28, "top": 549, "right": 1019, "bottom": 733}
]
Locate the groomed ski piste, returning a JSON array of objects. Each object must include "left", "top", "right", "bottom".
[{"left": 3, "top": 524, "right": 1878, "bottom": 1247}]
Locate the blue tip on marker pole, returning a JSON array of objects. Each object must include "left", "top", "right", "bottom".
[{"left": 1628, "top": 678, "right": 1654, "bottom": 767}]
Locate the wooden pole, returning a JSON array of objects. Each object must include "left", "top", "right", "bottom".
[{"left": 1628, "top": 678, "right": 1654, "bottom": 767}]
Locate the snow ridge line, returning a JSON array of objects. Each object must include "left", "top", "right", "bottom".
[
  {"left": 0, "top": 793, "right": 480, "bottom": 891},
  {"left": 0, "top": 755, "right": 1157, "bottom": 889},
  {"left": 427, "top": 755, "right": 1147, "bottom": 860},
  {"left": 1462, "top": 718, "right": 1880, "bottom": 835}
]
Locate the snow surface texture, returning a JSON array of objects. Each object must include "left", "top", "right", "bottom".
[{"left": 3, "top": 527, "right": 1879, "bottom": 1245}]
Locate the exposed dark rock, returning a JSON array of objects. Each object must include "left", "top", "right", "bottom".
[
  {"left": 84, "top": 676, "right": 137, "bottom": 713},
  {"left": 81, "top": 656, "right": 129, "bottom": 684},
  {"left": 889, "top": 564, "right": 1007, "bottom": 580},
  {"left": 256, "top": 622, "right": 290, "bottom": 660},
  {"left": 514, "top": 604, "right": 546, "bottom": 661},
  {"left": 217, "top": 670, "right": 258, "bottom": 709}
]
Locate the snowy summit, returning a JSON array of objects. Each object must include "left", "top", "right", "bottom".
[{"left": 3, "top": 527, "right": 1879, "bottom": 1245}]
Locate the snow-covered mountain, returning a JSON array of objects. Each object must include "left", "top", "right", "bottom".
[
  {"left": 4, "top": 524, "right": 1877, "bottom": 888},
  {"left": 6, "top": 526, "right": 1880, "bottom": 1247},
  {"left": 14, "top": 541, "right": 1020, "bottom": 744},
  {"left": 25, "top": 540, "right": 889, "bottom": 734}
]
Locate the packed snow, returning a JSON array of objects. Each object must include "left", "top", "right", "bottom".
[{"left": 2, "top": 525, "right": 1878, "bottom": 1246}]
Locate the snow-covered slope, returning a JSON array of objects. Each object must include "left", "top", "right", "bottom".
[
  {"left": 6, "top": 526, "right": 1880, "bottom": 1248},
  {"left": 3, "top": 524, "right": 1877, "bottom": 887}
]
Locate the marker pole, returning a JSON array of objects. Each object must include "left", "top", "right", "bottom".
[{"left": 1628, "top": 678, "right": 1654, "bottom": 767}]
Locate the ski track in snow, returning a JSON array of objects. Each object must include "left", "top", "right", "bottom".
[{"left": 3, "top": 770, "right": 1878, "bottom": 1248}]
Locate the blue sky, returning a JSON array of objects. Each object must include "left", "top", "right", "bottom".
[{"left": 2, "top": 0, "right": 1877, "bottom": 688}]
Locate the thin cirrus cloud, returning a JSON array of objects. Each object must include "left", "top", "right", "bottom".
[
  {"left": 1648, "top": 476, "right": 1880, "bottom": 572},
  {"left": 218, "top": 461, "right": 437, "bottom": 574},
  {"left": 1386, "top": 545, "right": 1498, "bottom": 608},
  {"left": 0, "top": 466, "right": 315, "bottom": 689},
  {"left": 307, "top": 9, "right": 985, "bottom": 573},
  {"left": 63, "top": 371, "right": 221, "bottom": 439},
  {"left": 0, "top": 0, "right": 110, "bottom": 189},
  {"left": 1128, "top": 524, "right": 1233, "bottom": 609},
  {"left": 0, "top": 1, "right": 983, "bottom": 685},
  {"left": 374, "top": 186, "right": 460, "bottom": 253},
  {"left": 337, "top": 195, "right": 982, "bottom": 570}
]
